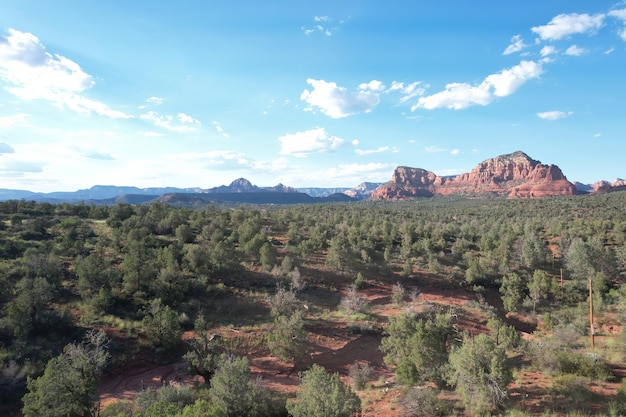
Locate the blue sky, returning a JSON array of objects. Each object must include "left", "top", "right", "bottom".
[{"left": 1, "top": 1, "right": 625, "bottom": 192}]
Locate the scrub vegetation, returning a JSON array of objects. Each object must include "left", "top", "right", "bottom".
[{"left": 1, "top": 192, "right": 626, "bottom": 416}]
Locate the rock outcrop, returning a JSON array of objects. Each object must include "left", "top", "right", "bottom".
[
  {"left": 591, "top": 178, "right": 626, "bottom": 193},
  {"left": 371, "top": 151, "right": 577, "bottom": 200},
  {"left": 343, "top": 182, "right": 384, "bottom": 199}
]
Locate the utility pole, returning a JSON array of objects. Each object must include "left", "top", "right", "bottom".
[{"left": 589, "top": 278, "right": 595, "bottom": 349}]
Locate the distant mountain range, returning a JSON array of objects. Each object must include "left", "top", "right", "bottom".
[
  {"left": 0, "top": 178, "right": 372, "bottom": 205},
  {"left": 0, "top": 151, "right": 622, "bottom": 205}
]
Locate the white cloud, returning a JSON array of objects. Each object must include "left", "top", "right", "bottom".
[
  {"left": 140, "top": 131, "right": 165, "bottom": 137},
  {"left": 485, "top": 60, "right": 544, "bottom": 97},
  {"left": 609, "top": 9, "right": 626, "bottom": 40},
  {"left": 290, "top": 162, "right": 391, "bottom": 186},
  {"left": 413, "top": 61, "right": 543, "bottom": 110},
  {"left": 593, "top": 133, "right": 603, "bottom": 138},
  {"left": 359, "top": 80, "right": 386, "bottom": 91},
  {"left": 200, "top": 151, "right": 251, "bottom": 170},
  {"left": 0, "top": 160, "right": 44, "bottom": 173},
  {"left": 540, "top": 45, "right": 557, "bottom": 57},
  {"left": 503, "top": 35, "right": 527, "bottom": 55},
  {"left": 564, "top": 45, "right": 586, "bottom": 56},
  {"left": 146, "top": 96, "right": 164, "bottom": 106},
  {"left": 301, "top": 16, "right": 342, "bottom": 36},
  {"left": 390, "top": 81, "right": 426, "bottom": 104},
  {"left": 300, "top": 79, "right": 381, "bottom": 118},
  {"left": 279, "top": 127, "right": 344, "bottom": 157},
  {"left": 140, "top": 111, "right": 200, "bottom": 132},
  {"left": 81, "top": 149, "right": 115, "bottom": 160},
  {"left": 536, "top": 110, "right": 573, "bottom": 120},
  {"left": 531, "top": 13, "right": 605, "bottom": 40},
  {"left": 0, "top": 28, "right": 130, "bottom": 119},
  {"left": 425, "top": 146, "right": 446, "bottom": 153},
  {"left": 450, "top": 149, "right": 460, "bottom": 155},
  {"left": 212, "top": 121, "right": 229, "bottom": 138},
  {"left": 325, "top": 162, "right": 390, "bottom": 178},
  {"left": 355, "top": 146, "right": 389, "bottom": 156},
  {"left": 610, "top": 9, "right": 626, "bottom": 20},
  {"left": 0, "top": 143, "right": 15, "bottom": 154},
  {"left": 412, "top": 83, "right": 491, "bottom": 110},
  {"left": 0, "top": 113, "right": 29, "bottom": 128}
]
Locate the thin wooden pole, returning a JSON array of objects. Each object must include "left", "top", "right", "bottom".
[{"left": 589, "top": 278, "right": 595, "bottom": 349}]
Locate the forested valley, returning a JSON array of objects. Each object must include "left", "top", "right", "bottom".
[{"left": 1, "top": 192, "right": 626, "bottom": 416}]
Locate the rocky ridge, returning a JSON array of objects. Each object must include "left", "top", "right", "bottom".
[
  {"left": 370, "top": 151, "right": 577, "bottom": 200},
  {"left": 591, "top": 178, "right": 626, "bottom": 194}
]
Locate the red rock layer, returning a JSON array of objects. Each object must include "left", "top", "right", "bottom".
[{"left": 370, "top": 151, "right": 577, "bottom": 200}]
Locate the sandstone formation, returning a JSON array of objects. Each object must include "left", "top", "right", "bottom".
[
  {"left": 343, "top": 182, "right": 383, "bottom": 199},
  {"left": 591, "top": 178, "right": 626, "bottom": 193},
  {"left": 370, "top": 151, "right": 577, "bottom": 200}
]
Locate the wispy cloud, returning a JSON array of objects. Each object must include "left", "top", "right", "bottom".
[
  {"left": 564, "top": 45, "right": 586, "bottom": 56},
  {"left": 146, "top": 96, "right": 164, "bottom": 106},
  {"left": 0, "top": 113, "right": 29, "bottom": 128},
  {"left": 389, "top": 81, "right": 426, "bottom": 104},
  {"left": 301, "top": 79, "right": 381, "bottom": 118},
  {"left": 536, "top": 110, "right": 573, "bottom": 120},
  {"left": 0, "top": 28, "right": 131, "bottom": 119},
  {"left": 609, "top": 8, "right": 626, "bottom": 40},
  {"left": 413, "top": 60, "right": 543, "bottom": 110},
  {"left": 0, "top": 160, "right": 45, "bottom": 173},
  {"left": 279, "top": 127, "right": 344, "bottom": 157},
  {"left": 355, "top": 146, "right": 389, "bottom": 156},
  {"left": 301, "top": 15, "right": 345, "bottom": 36},
  {"left": 81, "top": 149, "right": 115, "bottom": 160},
  {"left": 212, "top": 121, "right": 229, "bottom": 138},
  {"left": 503, "top": 35, "right": 528, "bottom": 55},
  {"left": 531, "top": 13, "right": 605, "bottom": 40},
  {"left": 285, "top": 162, "right": 391, "bottom": 186},
  {"left": 540, "top": 45, "right": 557, "bottom": 57},
  {"left": 425, "top": 146, "right": 446, "bottom": 153},
  {"left": 140, "top": 111, "right": 200, "bottom": 132}
]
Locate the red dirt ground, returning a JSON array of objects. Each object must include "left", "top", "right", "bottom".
[
  {"left": 97, "top": 278, "right": 487, "bottom": 416},
  {"left": 97, "top": 275, "right": 625, "bottom": 416}
]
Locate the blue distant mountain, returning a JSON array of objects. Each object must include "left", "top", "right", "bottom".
[{"left": 0, "top": 178, "right": 363, "bottom": 205}]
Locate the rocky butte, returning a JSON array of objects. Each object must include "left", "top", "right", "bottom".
[{"left": 370, "top": 151, "right": 577, "bottom": 200}]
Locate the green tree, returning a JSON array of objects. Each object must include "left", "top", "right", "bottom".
[
  {"left": 7, "top": 276, "right": 54, "bottom": 340},
  {"left": 267, "top": 310, "right": 306, "bottom": 364},
  {"left": 142, "top": 298, "right": 182, "bottom": 352},
  {"left": 121, "top": 236, "right": 156, "bottom": 296},
  {"left": 500, "top": 272, "right": 525, "bottom": 312},
  {"left": 209, "top": 355, "right": 265, "bottom": 417},
  {"left": 565, "top": 238, "right": 616, "bottom": 284},
  {"left": 381, "top": 310, "right": 453, "bottom": 387},
  {"left": 286, "top": 364, "right": 361, "bottom": 417},
  {"left": 259, "top": 241, "right": 278, "bottom": 271},
  {"left": 175, "top": 223, "right": 195, "bottom": 244},
  {"left": 22, "top": 330, "right": 110, "bottom": 417},
  {"left": 183, "top": 316, "right": 221, "bottom": 384},
  {"left": 521, "top": 233, "right": 547, "bottom": 269},
  {"left": 75, "top": 252, "right": 121, "bottom": 301},
  {"left": 527, "top": 269, "right": 555, "bottom": 312},
  {"left": 447, "top": 333, "right": 511, "bottom": 415}
]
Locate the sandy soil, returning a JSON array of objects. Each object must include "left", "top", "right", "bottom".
[{"left": 97, "top": 275, "right": 625, "bottom": 416}]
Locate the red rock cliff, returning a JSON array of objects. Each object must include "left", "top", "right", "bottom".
[{"left": 370, "top": 151, "right": 576, "bottom": 200}]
